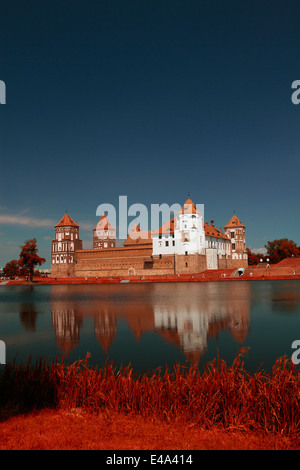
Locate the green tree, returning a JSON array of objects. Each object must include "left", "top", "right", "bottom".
[
  {"left": 18, "top": 238, "right": 46, "bottom": 281},
  {"left": 265, "top": 239, "right": 300, "bottom": 264}
]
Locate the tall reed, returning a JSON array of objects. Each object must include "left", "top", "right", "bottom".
[{"left": 1, "top": 349, "right": 299, "bottom": 436}]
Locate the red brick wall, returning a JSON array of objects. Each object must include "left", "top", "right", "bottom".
[
  {"left": 74, "top": 247, "right": 175, "bottom": 277},
  {"left": 175, "top": 254, "right": 207, "bottom": 274},
  {"left": 51, "top": 263, "right": 76, "bottom": 278}
]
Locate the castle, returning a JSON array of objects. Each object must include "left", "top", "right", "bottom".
[{"left": 51, "top": 197, "right": 248, "bottom": 278}]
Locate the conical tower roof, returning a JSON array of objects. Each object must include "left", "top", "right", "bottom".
[
  {"left": 224, "top": 214, "right": 245, "bottom": 229},
  {"left": 177, "top": 197, "right": 201, "bottom": 215},
  {"left": 94, "top": 213, "right": 115, "bottom": 231},
  {"left": 55, "top": 212, "right": 79, "bottom": 228}
]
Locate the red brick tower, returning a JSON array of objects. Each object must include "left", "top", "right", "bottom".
[
  {"left": 51, "top": 212, "right": 82, "bottom": 277},
  {"left": 224, "top": 214, "right": 248, "bottom": 268},
  {"left": 93, "top": 213, "right": 116, "bottom": 249}
]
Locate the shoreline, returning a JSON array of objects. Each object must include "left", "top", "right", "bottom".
[
  {"left": 1, "top": 352, "right": 300, "bottom": 450},
  {"left": 2, "top": 271, "right": 300, "bottom": 286}
]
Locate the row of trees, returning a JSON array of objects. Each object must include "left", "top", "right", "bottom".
[
  {"left": 247, "top": 238, "right": 300, "bottom": 266},
  {"left": 2, "top": 238, "right": 45, "bottom": 281}
]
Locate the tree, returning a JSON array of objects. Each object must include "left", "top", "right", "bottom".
[
  {"left": 3, "top": 259, "right": 20, "bottom": 278},
  {"left": 265, "top": 239, "right": 300, "bottom": 264},
  {"left": 246, "top": 248, "right": 266, "bottom": 266},
  {"left": 18, "top": 238, "right": 46, "bottom": 281}
]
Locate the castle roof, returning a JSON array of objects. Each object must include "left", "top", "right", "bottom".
[
  {"left": 177, "top": 197, "right": 201, "bottom": 215},
  {"left": 224, "top": 214, "right": 245, "bottom": 229},
  {"left": 94, "top": 213, "right": 115, "bottom": 231},
  {"left": 55, "top": 213, "right": 79, "bottom": 228},
  {"left": 124, "top": 224, "right": 152, "bottom": 246},
  {"left": 152, "top": 217, "right": 176, "bottom": 236},
  {"left": 204, "top": 222, "right": 229, "bottom": 240}
]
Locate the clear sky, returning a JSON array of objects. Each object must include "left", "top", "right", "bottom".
[{"left": 1, "top": 0, "right": 300, "bottom": 268}]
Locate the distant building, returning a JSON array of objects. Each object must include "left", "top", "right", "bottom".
[{"left": 50, "top": 198, "right": 248, "bottom": 278}]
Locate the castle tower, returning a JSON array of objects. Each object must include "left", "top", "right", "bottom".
[
  {"left": 224, "top": 214, "right": 248, "bottom": 268},
  {"left": 175, "top": 197, "right": 205, "bottom": 255},
  {"left": 93, "top": 213, "right": 116, "bottom": 249},
  {"left": 51, "top": 212, "right": 82, "bottom": 277}
]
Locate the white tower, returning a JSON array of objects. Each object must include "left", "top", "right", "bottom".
[{"left": 175, "top": 197, "right": 205, "bottom": 255}]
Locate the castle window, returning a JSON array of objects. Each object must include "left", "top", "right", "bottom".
[
  {"left": 230, "top": 231, "right": 235, "bottom": 238},
  {"left": 56, "top": 256, "right": 59, "bottom": 263},
  {"left": 60, "top": 255, "right": 63, "bottom": 263},
  {"left": 165, "top": 241, "right": 169, "bottom": 247},
  {"left": 185, "top": 262, "right": 188, "bottom": 267},
  {"left": 232, "top": 243, "right": 236, "bottom": 250},
  {"left": 172, "top": 240, "right": 175, "bottom": 246},
  {"left": 185, "top": 251, "right": 188, "bottom": 256}
]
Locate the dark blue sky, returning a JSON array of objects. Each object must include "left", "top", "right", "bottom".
[{"left": 1, "top": 0, "right": 300, "bottom": 267}]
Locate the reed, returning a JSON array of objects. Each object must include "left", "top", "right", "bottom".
[{"left": 1, "top": 349, "right": 299, "bottom": 436}]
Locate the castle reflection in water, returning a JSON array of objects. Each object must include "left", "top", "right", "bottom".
[{"left": 50, "top": 283, "right": 250, "bottom": 364}]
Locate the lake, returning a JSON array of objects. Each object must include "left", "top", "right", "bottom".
[{"left": 1, "top": 280, "right": 300, "bottom": 374}]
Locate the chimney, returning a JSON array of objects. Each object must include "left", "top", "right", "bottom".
[{"left": 211, "top": 219, "right": 214, "bottom": 227}]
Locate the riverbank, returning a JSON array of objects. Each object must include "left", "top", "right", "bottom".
[
  {"left": 1, "top": 351, "right": 300, "bottom": 450},
  {"left": 2, "top": 258, "right": 300, "bottom": 285},
  {"left": 2, "top": 269, "right": 300, "bottom": 286},
  {"left": 1, "top": 408, "right": 297, "bottom": 450}
]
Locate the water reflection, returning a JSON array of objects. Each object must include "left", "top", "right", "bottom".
[
  {"left": 50, "top": 282, "right": 251, "bottom": 362},
  {"left": 19, "top": 303, "right": 38, "bottom": 331},
  {"left": 51, "top": 307, "right": 83, "bottom": 354},
  {"left": 2, "top": 280, "right": 300, "bottom": 372}
]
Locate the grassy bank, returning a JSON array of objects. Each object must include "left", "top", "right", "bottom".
[{"left": 1, "top": 349, "right": 300, "bottom": 449}]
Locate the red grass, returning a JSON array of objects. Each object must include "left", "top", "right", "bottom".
[
  {"left": 0, "top": 409, "right": 297, "bottom": 450},
  {"left": 1, "top": 349, "right": 300, "bottom": 449}
]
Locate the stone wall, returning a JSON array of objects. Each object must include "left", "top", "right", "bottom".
[
  {"left": 51, "top": 262, "right": 76, "bottom": 278},
  {"left": 74, "top": 246, "right": 175, "bottom": 277},
  {"left": 175, "top": 253, "right": 207, "bottom": 274}
]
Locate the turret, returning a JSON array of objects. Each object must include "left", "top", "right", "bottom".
[
  {"left": 224, "top": 214, "right": 248, "bottom": 268},
  {"left": 51, "top": 212, "right": 82, "bottom": 277},
  {"left": 93, "top": 213, "right": 116, "bottom": 249}
]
